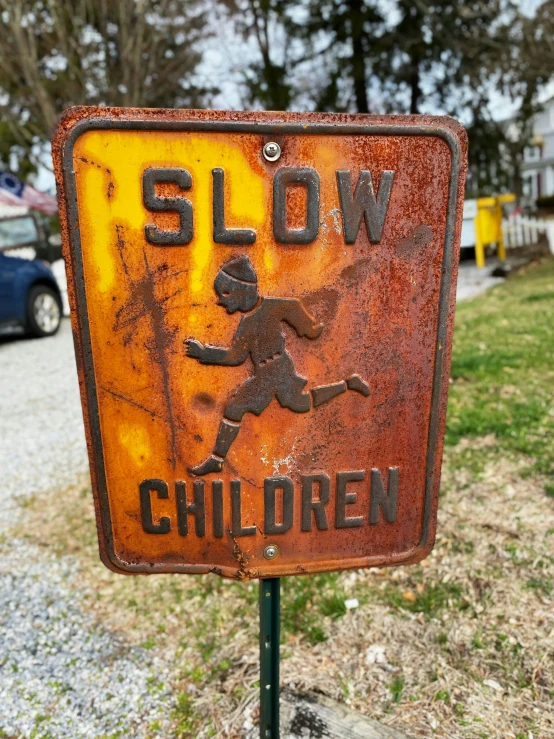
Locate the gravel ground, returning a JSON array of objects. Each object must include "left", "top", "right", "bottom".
[
  {"left": 0, "top": 321, "right": 177, "bottom": 738},
  {"left": 0, "top": 321, "right": 87, "bottom": 529}
]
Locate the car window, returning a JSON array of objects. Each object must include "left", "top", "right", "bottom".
[{"left": 0, "top": 216, "right": 39, "bottom": 250}]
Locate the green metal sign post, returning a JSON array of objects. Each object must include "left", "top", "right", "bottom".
[{"left": 259, "top": 578, "right": 281, "bottom": 738}]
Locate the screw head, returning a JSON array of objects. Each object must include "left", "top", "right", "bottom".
[
  {"left": 263, "top": 141, "right": 281, "bottom": 162},
  {"left": 263, "top": 544, "right": 279, "bottom": 560}
]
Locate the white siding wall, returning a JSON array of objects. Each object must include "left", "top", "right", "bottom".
[
  {"left": 543, "top": 132, "right": 554, "bottom": 161},
  {"left": 546, "top": 166, "right": 554, "bottom": 196},
  {"left": 523, "top": 99, "right": 554, "bottom": 197}
]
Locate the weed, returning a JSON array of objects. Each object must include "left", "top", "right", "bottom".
[
  {"left": 172, "top": 692, "right": 202, "bottom": 738},
  {"left": 451, "top": 537, "right": 475, "bottom": 554},
  {"left": 320, "top": 592, "right": 347, "bottom": 619},
  {"left": 29, "top": 715, "right": 51, "bottom": 739},
  {"left": 146, "top": 677, "right": 165, "bottom": 693},
  {"left": 337, "top": 675, "right": 350, "bottom": 698},
  {"left": 377, "top": 581, "right": 466, "bottom": 617},
  {"left": 280, "top": 573, "right": 346, "bottom": 643},
  {"left": 184, "top": 666, "right": 204, "bottom": 685},
  {"left": 390, "top": 675, "right": 404, "bottom": 703},
  {"left": 526, "top": 577, "right": 553, "bottom": 596},
  {"left": 434, "top": 689, "right": 450, "bottom": 702},
  {"left": 472, "top": 632, "right": 484, "bottom": 649}
]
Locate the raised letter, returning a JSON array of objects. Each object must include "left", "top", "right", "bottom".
[
  {"left": 212, "top": 480, "right": 224, "bottom": 538},
  {"left": 337, "top": 170, "right": 394, "bottom": 244},
  {"left": 143, "top": 168, "right": 193, "bottom": 245},
  {"left": 212, "top": 168, "right": 256, "bottom": 244},
  {"left": 301, "top": 474, "right": 330, "bottom": 531},
  {"left": 265, "top": 476, "right": 294, "bottom": 534},
  {"left": 176, "top": 480, "right": 206, "bottom": 536},
  {"left": 273, "top": 167, "right": 320, "bottom": 244},
  {"left": 370, "top": 468, "right": 399, "bottom": 524},
  {"left": 140, "top": 479, "right": 170, "bottom": 534},
  {"left": 231, "top": 480, "right": 256, "bottom": 537},
  {"left": 335, "top": 471, "right": 364, "bottom": 529}
]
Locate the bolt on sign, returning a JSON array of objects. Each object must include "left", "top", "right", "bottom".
[{"left": 53, "top": 109, "right": 467, "bottom": 580}]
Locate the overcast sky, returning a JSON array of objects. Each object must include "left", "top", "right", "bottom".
[{"left": 34, "top": 0, "right": 551, "bottom": 192}]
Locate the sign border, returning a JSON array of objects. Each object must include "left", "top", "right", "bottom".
[{"left": 54, "top": 110, "right": 466, "bottom": 579}]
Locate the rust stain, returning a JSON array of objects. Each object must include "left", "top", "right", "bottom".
[
  {"left": 229, "top": 531, "right": 250, "bottom": 579},
  {"left": 141, "top": 250, "right": 179, "bottom": 467},
  {"left": 396, "top": 224, "right": 434, "bottom": 259}
]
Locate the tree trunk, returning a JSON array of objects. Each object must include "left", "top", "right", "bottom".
[
  {"left": 409, "top": 56, "right": 421, "bottom": 114},
  {"left": 348, "top": 0, "right": 369, "bottom": 113},
  {"left": 247, "top": 690, "right": 412, "bottom": 738}
]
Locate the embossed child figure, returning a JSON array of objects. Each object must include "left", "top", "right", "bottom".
[{"left": 186, "top": 255, "right": 369, "bottom": 476}]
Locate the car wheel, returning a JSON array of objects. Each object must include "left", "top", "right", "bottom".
[{"left": 26, "top": 285, "right": 62, "bottom": 337}]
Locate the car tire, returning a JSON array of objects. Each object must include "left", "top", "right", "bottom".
[{"left": 26, "top": 284, "right": 62, "bottom": 338}]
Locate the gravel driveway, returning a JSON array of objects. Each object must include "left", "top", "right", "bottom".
[
  {"left": 0, "top": 321, "right": 88, "bottom": 526},
  {"left": 0, "top": 321, "right": 176, "bottom": 738}
]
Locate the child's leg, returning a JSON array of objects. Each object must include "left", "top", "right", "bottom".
[
  {"left": 346, "top": 374, "right": 370, "bottom": 396},
  {"left": 311, "top": 381, "right": 346, "bottom": 407},
  {"left": 190, "top": 417, "right": 241, "bottom": 476},
  {"left": 311, "top": 374, "right": 369, "bottom": 407},
  {"left": 190, "top": 374, "right": 272, "bottom": 476},
  {"left": 214, "top": 418, "right": 241, "bottom": 458}
]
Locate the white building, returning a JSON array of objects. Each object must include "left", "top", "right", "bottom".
[{"left": 522, "top": 95, "right": 554, "bottom": 200}]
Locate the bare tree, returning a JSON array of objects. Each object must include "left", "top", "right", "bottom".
[
  {"left": 495, "top": 0, "right": 554, "bottom": 197},
  {"left": 0, "top": 0, "right": 212, "bottom": 172}
]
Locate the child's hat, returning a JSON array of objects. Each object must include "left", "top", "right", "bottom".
[{"left": 221, "top": 255, "right": 257, "bottom": 284}]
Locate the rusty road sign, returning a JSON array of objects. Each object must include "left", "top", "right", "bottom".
[{"left": 53, "top": 108, "right": 466, "bottom": 580}]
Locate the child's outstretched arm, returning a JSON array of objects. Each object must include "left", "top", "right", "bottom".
[{"left": 185, "top": 326, "right": 248, "bottom": 366}]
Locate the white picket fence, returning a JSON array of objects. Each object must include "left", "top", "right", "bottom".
[{"left": 502, "top": 214, "right": 554, "bottom": 254}]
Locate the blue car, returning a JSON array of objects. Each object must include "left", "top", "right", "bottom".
[{"left": 0, "top": 252, "right": 62, "bottom": 337}]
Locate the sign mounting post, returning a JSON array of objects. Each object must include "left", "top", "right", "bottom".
[
  {"left": 53, "top": 107, "right": 466, "bottom": 735},
  {"left": 259, "top": 577, "right": 280, "bottom": 738}
]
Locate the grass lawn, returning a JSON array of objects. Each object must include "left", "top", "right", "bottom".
[
  {"left": 447, "top": 257, "right": 554, "bottom": 483},
  {"left": 13, "top": 258, "right": 554, "bottom": 739}
]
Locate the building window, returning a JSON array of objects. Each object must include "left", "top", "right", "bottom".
[{"left": 524, "top": 146, "right": 542, "bottom": 163}]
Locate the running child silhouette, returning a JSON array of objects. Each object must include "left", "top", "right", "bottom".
[{"left": 185, "top": 256, "right": 369, "bottom": 476}]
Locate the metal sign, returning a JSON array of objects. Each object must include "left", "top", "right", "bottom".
[{"left": 53, "top": 108, "right": 466, "bottom": 580}]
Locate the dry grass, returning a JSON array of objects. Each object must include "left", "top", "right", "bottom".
[
  {"left": 16, "top": 442, "right": 554, "bottom": 739},
  {"left": 14, "top": 259, "right": 554, "bottom": 738}
]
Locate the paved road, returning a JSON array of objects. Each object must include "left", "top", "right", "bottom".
[
  {"left": 0, "top": 321, "right": 174, "bottom": 738},
  {"left": 456, "top": 259, "right": 504, "bottom": 301}
]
